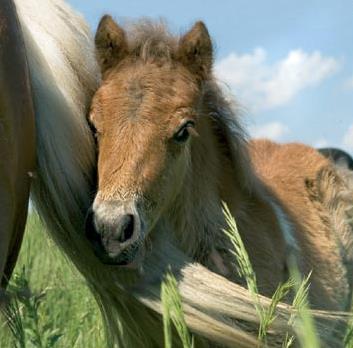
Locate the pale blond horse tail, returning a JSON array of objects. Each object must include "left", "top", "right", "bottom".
[{"left": 14, "top": 0, "right": 98, "bottom": 260}]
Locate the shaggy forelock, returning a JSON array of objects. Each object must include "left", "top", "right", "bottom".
[{"left": 124, "top": 19, "right": 178, "bottom": 62}]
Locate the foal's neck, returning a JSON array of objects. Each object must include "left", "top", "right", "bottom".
[
  {"left": 166, "top": 113, "right": 248, "bottom": 260},
  {"left": 165, "top": 103, "right": 290, "bottom": 294}
]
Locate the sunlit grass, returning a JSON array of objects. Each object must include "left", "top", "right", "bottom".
[
  {"left": 1, "top": 208, "right": 352, "bottom": 347},
  {"left": 0, "top": 214, "right": 105, "bottom": 348},
  {"left": 161, "top": 272, "right": 194, "bottom": 348},
  {"left": 222, "top": 202, "right": 320, "bottom": 348}
]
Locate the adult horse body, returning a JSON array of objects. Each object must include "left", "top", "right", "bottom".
[
  {"left": 0, "top": 0, "right": 35, "bottom": 288},
  {"left": 1, "top": 1, "right": 353, "bottom": 347}
]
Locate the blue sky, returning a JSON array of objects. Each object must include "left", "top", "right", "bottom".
[{"left": 68, "top": 0, "right": 353, "bottom": 154}]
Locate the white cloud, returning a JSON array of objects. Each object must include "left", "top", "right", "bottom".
[
  {"left": 343, "top": 76, "right": 353, "bottom": 90},
  {"left": 250, "top": 121, "right": 289, "bottom": 141},
  {"left": 343, "top": 124, "right": 353, "bottom": 151},
  {"left": 215, "top": 48, "right": 339, "bottom": 111}
]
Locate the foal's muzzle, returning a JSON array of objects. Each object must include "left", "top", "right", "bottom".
[{"left": 85, "top": 200, "right": 143, "bottom": 266}]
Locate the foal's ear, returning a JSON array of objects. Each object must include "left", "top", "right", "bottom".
[
  {"left": 177, "top": 21, "right": 213, "bottom": 79},
  {"left": 95, "top": 15, "right": 128, "bottom": 75}
]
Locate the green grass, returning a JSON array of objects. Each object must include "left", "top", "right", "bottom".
[
  {"left": 222, "top": 202, "right": 353, "bottom": 348},
  {"left": 161, "top": 272, "right": 194, "bottom": 348},
  {"left": 1, "top": 209, "right": 353, "bottom": 348},
  {"left": 0, "top": 214, "right": 105, "bottom": 348}
]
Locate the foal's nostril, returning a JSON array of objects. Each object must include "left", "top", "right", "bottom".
[
  {"left": 117, "top": 214, "right": 134, "bottom": 243},
  {"left": 85, "top": 204, "right": 141, "bottom": 265}
]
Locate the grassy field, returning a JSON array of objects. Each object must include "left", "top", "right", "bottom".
[
  {"left": 0, "top": 214, "right": 105, "bottom": 348},
  {"left": 0, "top": 214, "right": 194, "bottom": 348},
  {"left": 1, "top": 210, "right": 352, "bottom": 348}
]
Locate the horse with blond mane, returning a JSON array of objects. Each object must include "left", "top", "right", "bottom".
[{"left": 1, "top": 0, "right": 353, "bottom": 347}]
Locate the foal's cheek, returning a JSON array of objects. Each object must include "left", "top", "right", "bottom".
[{"left": 164, "top": 149, "right": 190, "bottom": 199}]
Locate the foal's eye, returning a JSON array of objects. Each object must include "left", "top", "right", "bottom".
[{"left": 173, "top": 121, "right": 195, "bottom": 144}]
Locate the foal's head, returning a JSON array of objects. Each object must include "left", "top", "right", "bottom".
[{"left": 86, "top": 16, "right": 214, "bottom": 266}]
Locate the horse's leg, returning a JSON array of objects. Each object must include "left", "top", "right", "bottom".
[{"left": 0, "top": 0, "right": 35, "bottom": 289}]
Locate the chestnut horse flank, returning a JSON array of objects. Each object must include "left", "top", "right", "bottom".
[
  {"left": 0, "top": 0, "right": 35, "bottom": 289},
  {"left": 1, "top": 1, "right": 353, "bottom": 347}
]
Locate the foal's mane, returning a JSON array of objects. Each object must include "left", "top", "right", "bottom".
[{"left": 202, "top": 82, "right": 255, "bottom": 192}]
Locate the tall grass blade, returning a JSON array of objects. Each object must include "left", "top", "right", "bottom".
[{"left": 161, "top": 271, "right": 194, "bottom": 348}]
